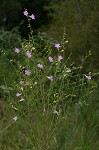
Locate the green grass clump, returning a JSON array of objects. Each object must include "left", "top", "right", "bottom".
[{"left": 0, "top": 10, "right": 99, "bottom": 150}]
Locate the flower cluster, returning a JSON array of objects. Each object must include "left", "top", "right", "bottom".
[
  {"left": 11, "top": 8, "right": 94, "bottom": 124},
  {"left": 14, "top": 10, "right": 92, "bottom": 114},
  {"left": 23, "top": 9, "right": 35, "bottom": 20},
  {"left": 14, "top": 41, "right": 64, "bottom": 83}
]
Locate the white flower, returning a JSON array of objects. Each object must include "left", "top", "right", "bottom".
[
  {"left": 85, "top": 75, "right": 91, "bottom": 80},
  {"left": 34, "top": 82, "right": 37, "bottom": 85},
  {"left": 53, "top": 110, "right": 59, "bottom": 115},
  {"left": 20, "top": 87, "right": 23, "bottom": 91},
  {"left": 20, "top": 98, "right": 25, "bottom": 102},
  {"left": 25, "top": 82, "right": 30, "bottom": 86},
  {"left": 66, "top": 68, "right": 71, "bottom": 73},
  {"left": 13, "top": 116, "right": 17, "bottom": 121}
]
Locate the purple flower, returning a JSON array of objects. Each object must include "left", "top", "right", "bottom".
[
  {"left": 85, "top": 75, "right": 91, "bottom": 80},
  {"left": 15, "top": 48, "right": 20, "bottom": 53},
  {"left": 16, "top": 93, "right": 21, "bottom": 97},
  {"left": 29, "top": 14, "right": 35, "bottom": 20},
  {"left": 37, "top": 64, "right": 43, "bottom": 69},
  {"left": 23, "top": 10, "right": 28, "bottom": 16},
  {"left": 49, "top": 56, "right": 53, "bottom": 62},
  {"left": 55, "top": 43, "right": 61, "bottom": 50},
  {"left": 47, "top": 75, "right": 53, "bottom": 81},
  {"left": 66, "top": 68, "right": 71, "bottom": 73},
  {"left": 58, "top": 55, "right": 63, "bottom": 61},
  {"left": 13, "top": 116, "right": 17, "bottom": 121},
  {"left": 20, "top": 98, "right": 25, "bottom": 102},
  {"left": 25, "top": 70, "right": 31, "bottom": 76},
  {"left": 26, "top": 51, "right": 32, "bottom": 58}
]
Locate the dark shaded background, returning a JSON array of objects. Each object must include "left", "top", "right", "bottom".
[{"left": 0, "top": 0, "right": 99, "bottom": 73}]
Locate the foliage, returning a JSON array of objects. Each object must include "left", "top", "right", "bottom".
[
  {"left": 0, "top": 0, "right": 21, "bottom": 30},
  {"left": 0, "top": 83, "right": 99, "bottom": 149},
  {"left": 44, "top": 0, "right": 99, "bottom": 71},
  {"left": 0, "top": 0, "right": 52, "bottom": 37},
  {"left": 0, "top": 28, "right": 21, "bottom": 50},
  {"left": 0, "top": 8, "right": 99, "bottom": 150}
]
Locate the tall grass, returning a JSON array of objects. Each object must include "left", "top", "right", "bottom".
[{"left": 0, "top": 9, "right": 99, "bottom": 150}]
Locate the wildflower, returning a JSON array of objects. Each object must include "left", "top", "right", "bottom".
[
  {"left": 29, "top": 14, "right": 35, "bottom": 20},
  {"left": 43, "top": 107, "right": 46, "bottom": 113},
  {"left": 66, "top": 68, "right": 71, "bottom": 73},
  {"left": 34, "top": 81, "right": 37, "bottom": 85},
  {"left": 37, "top": 64, "right": 43, "bottom": 69},
  {"left": 55, "top": 43, "right": 61, "bottom": 50},
  {"left": 25, "top": 82, "right": 30, "bottom": 86},
  {"left": 47, "top": 75, "right": 53, "bottom": 81},
  {"left": 26, "top": 51, "right": 32, "bottom": 58},
  {"left": 85, "top": 75, "right": 91, "bottom": 80},
  {"left": 20, "top": 98, "right": 25, "bottom": 102},
  {"left": 49, "top": 56, "right": 53, "bottom": 62},
  {"left": 58, "top": 55, "right": 63, "bottom": 61},
  {"left": 23, "top": 10, "right": 28, "bottom": 16},
  {"left": 25, "top": 70, "right": 31, "bottom": 76},
  {"left": 16, "top": 93, "right": 21, "bottom": 97},
  {"left": 20, "top": 87, "right": 23, "bottom": 91},
  {"left": 19, "top": 80, "right": 24, "bottom": 85},
  {"left": 15, "top": 48, "right": 20, "bottom": 53},
  {"left": 43, "top": 107, "right": 46, "bottom": 115},
  {"left": 13, "top": 116, "right": 17, "bottom": 121},
  {"left": 53, "top": 110, "right": 59, "bottom": 115}
]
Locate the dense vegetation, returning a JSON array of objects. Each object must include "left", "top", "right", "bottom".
[
  {"left": 0, "top": 1, "right": 99, "bottom": 149},
  {"left": 44, "top": 0, "right": 99, "bottom": 71},
  {"left": 0, "top": 0, "right": 99, "bottom": 71}
]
